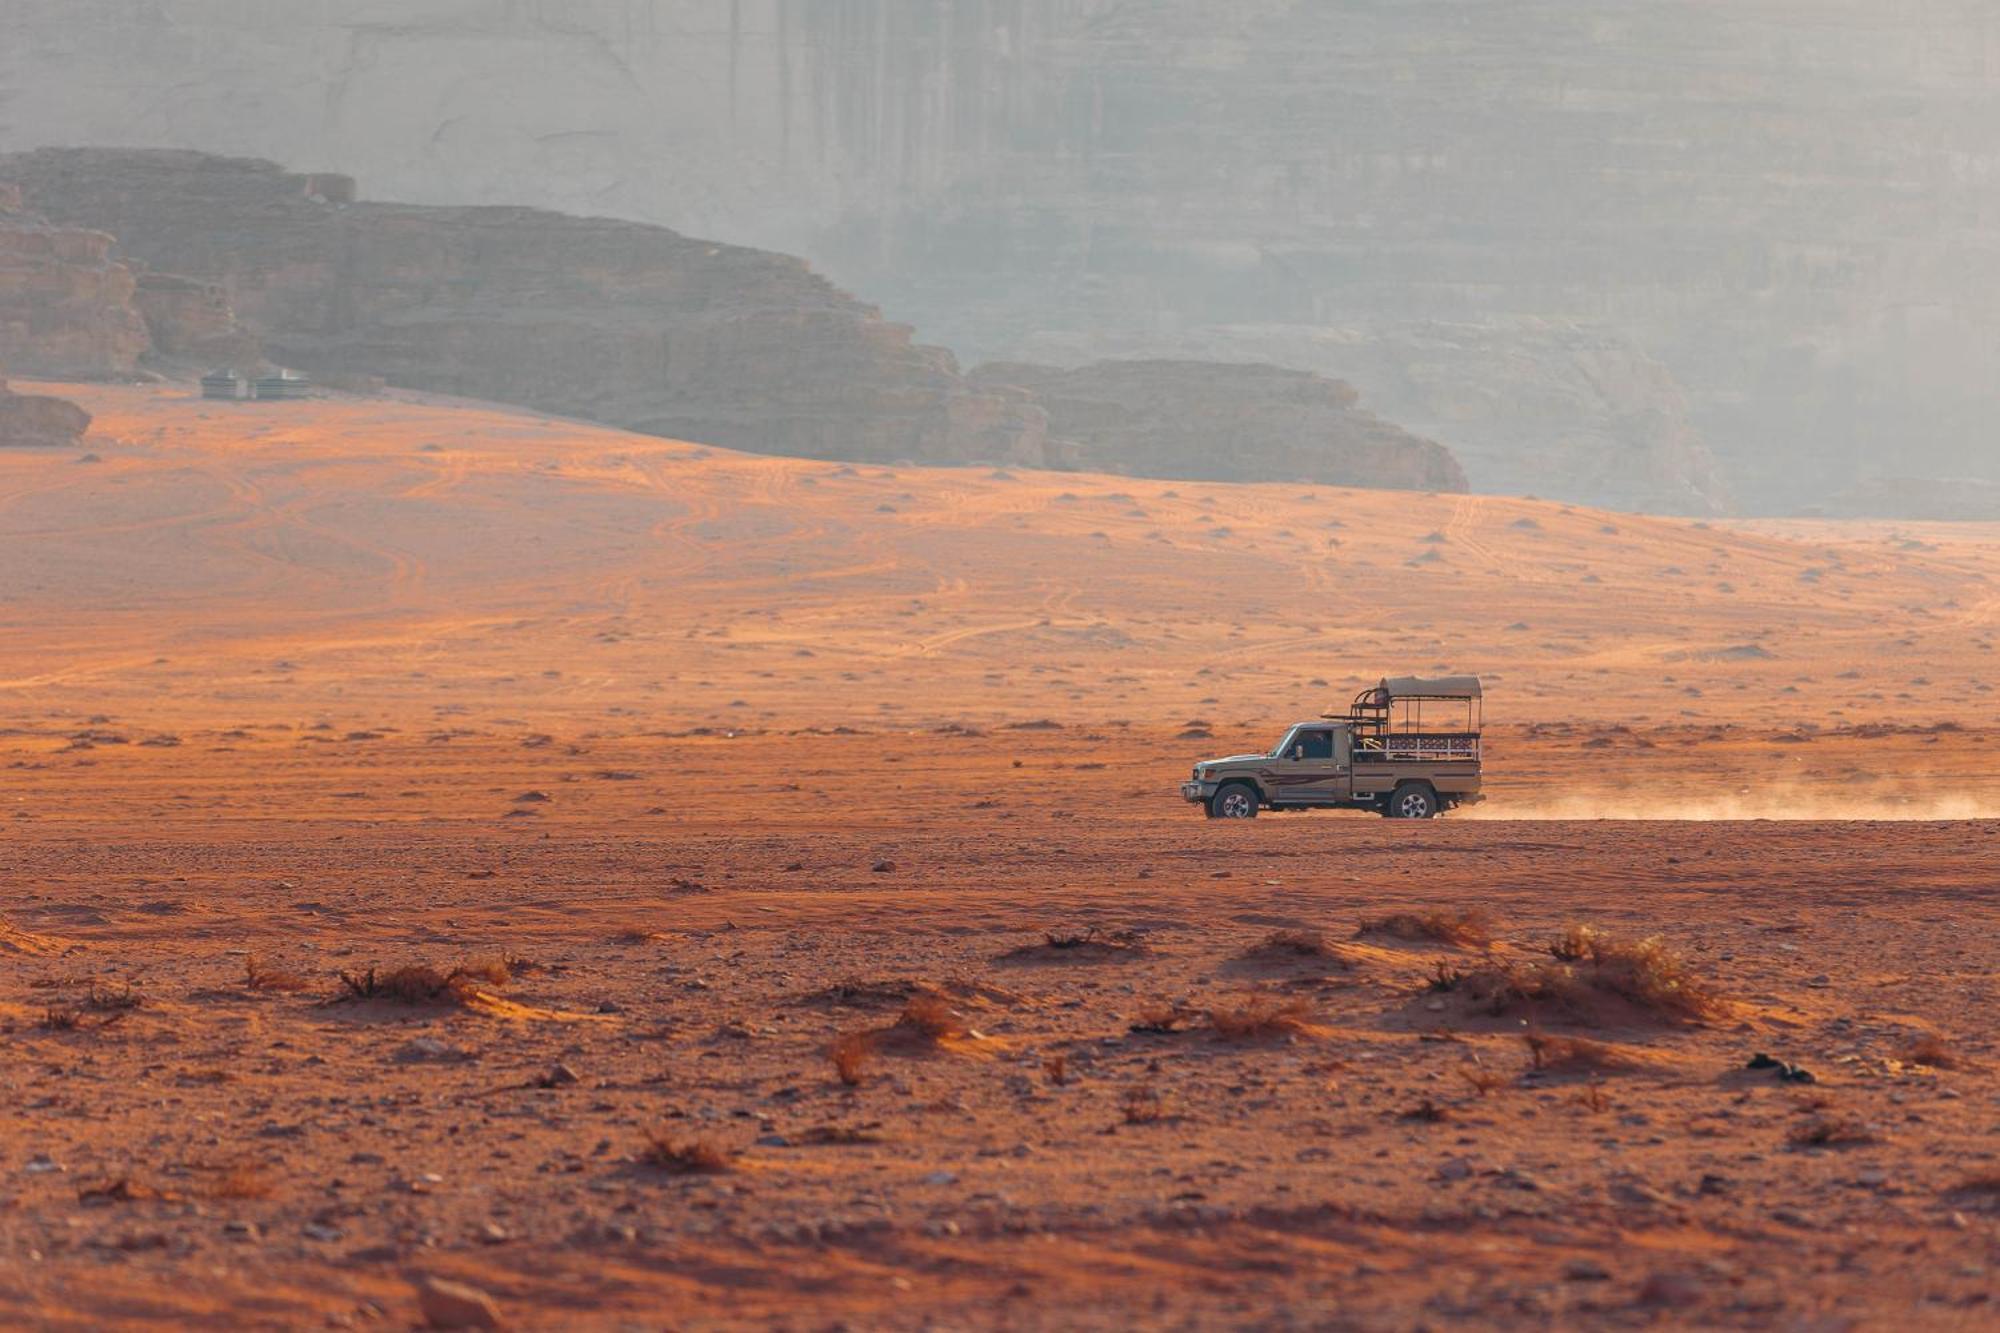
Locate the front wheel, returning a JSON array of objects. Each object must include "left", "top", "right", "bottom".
[
  {"left": 1384, "top": 784, "right": 1439, "bottom": 820},
  {"left": 1208, "top": 784, "right": 1259, "bottom": 819}
]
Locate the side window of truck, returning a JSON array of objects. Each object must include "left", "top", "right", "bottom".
[{"left": 1298, "top": 729, "right": 1333, "bottom": 760}]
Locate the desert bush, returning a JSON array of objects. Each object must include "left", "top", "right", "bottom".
[
  {"left": 1902, "top": 1035, "right": 1969, "bottom": 1070},
  {"left": 1523, "top": 1033, "right": 1647, "bottom": 1073},
  {"left": 895, "top": 993, "right": 967, "bottom": 1042},
  {"left": 1572, "top": 1080, "right": 1610, "bottom": 1114},
  {"left": 1243, "top": 929, "right": 1341, "bottom": 960},
  {"left": 1043, "top": 1053, "right": 1069, "bottom": 1086},
  {"left": 1787, "top": 1117, "right": 1880, "bottom": 1148},
  {"left": 1129, "top": 1004, "right": 1196, "bottom": 1035},
  {"left": 1400, "top": 1098, "right": 1450, "bottom": 1122},
  {"left": 334, "top": 959, "right": 512, "bottom": 1006},
  {"left": 1442, "top": 928, "right": 1724, "bottom": 1024},
  {"left": 639, "top": 1129, "right": 734, "bottom": 1174},
  {"left": 1121, "top": 1086, "right": 1166, "bottom": 1124},
  {"left": 1208, "top": 996, "right": 1315, "bottom": 1040},
  {"left": 1001, "top": 927, "right": 1143, "bottom": 961},
  {"left": 38, "top": 1006, "right": 79, "bottom": 1031},
  {"left": 829, "top": 1031, "right": 871, "bottom": 1086},
  {"left": 1459, "top": 1065, "right": 1507, "bottom": 1096},
  {"left": 84, "top": 984, "right": 142, "bottom": 1013},
  {"left": 244, "top": 956, "right": 308, "bottom": 993},
  {"left": 1358, "top": 909, "right": 1493, "bottom": 948},
  {"left": 1429, "top": 960, "right": 1465, "bottom": 992}
]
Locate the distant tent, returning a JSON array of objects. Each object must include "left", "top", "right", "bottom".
[
  {"left": 200, "top": 370, "right": 248, "bottom": 400},
  {"left": 253, "top": 370, "right": 311, "bottom": 401}
]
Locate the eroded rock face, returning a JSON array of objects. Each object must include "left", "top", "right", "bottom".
[
  {"left": 0, "top": 149, "right": 1048, "bottom": 468},
  {"left": 5, "top": 2, "right": 1995, "bottom": 510},
  {"left": 0, "top": 375, "right": 90, "bottom": 447},
  {"left": 0, "top": 187, "right": 148, "bottom": 378},
  {"left": 969, "top": 360, "right": 1466, "bottom": 493}
]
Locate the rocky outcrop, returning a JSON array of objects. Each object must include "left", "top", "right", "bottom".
[
  {"left": 133, "top": 271, "right": 260, "bottom": 370},
  {"left": 0, "top": 148, "right": 1048, "bottom": 467},
  {"left": 970, "top": 360, "right": 1466, "bottom": 493},
  {"left": 5, "top": 0, "right": 1996, "bottom": 511},
  {"left": 1012, "top": 322, "right": 1725, "bottom": 514},
  {"left": 0, "top": 185, "right": 148, "bottom": 378},
  {"left": 0, "top": 375, "right": 90, "bottom": 447}
]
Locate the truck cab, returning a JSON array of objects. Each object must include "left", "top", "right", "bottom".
[{"left": 1179, "top": 675, "right": 1485, "bottom": 820}]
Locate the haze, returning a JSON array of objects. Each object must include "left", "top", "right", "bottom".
[{"left": 1, "top": 5, "right": 1996, "bottom": 1331}]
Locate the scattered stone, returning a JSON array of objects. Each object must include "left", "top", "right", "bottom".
[
  {"left": 871, "top": 860, "right": 895, "bottom": 873},
  {"left": 1563, "top": 1260, "right": 1611, "bottom": 1282},
  {"left": 417, "top": 1276, "right": 503, "bottom": 1330}
]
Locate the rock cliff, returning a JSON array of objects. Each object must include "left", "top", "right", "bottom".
[
  {"left": 969, "top": 360, "right": 1466, "bottom": 493},
  {"left": 0, "top": 183, "right": 147, "bottom": 378},
  {"left": 0, "top": 148, "right": 1048, "bottom": 467},
  {"left": 3, "top": 1, "right": 1993, "bottom": 511}
]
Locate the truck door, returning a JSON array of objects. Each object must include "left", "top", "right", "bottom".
[{"left": 1267, "top": 726, "right": 1345, "bottom": 805}]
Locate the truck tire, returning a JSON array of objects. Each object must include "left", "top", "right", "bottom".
[
  {"left": 1209, "top": 783, "right": 1259, "bottom": 819},
  {"left": 1384, "top": 783, "right": 1439, "bottom": 820}
]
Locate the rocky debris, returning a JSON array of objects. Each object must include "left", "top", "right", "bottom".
[
  {"left": 0, "top": 374, "right": 89, "bottom": 448},
  {"left": 969, "top": 358, "right": 1466, "bottom": 492},
  {"left": 415, "top": 1276, "right": 502, "bottom": 1330},
  {"left": 0, "top": 149, "right": 1048, "bottom": 470}
]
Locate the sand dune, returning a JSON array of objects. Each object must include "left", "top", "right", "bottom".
[{"left": 2, "top": 383, "right": 1996, "bottom": 1329}]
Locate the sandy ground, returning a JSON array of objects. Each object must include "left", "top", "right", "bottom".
[{"left": 1, "top": 383, "right": 1996, "bottom": 1330}]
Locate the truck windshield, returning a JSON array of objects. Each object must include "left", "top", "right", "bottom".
[{"left": 1270, "top": 727, "right": 1299, "bottom": 758}]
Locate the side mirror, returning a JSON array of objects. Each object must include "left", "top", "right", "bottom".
[{"left": 1291, "top": 745, "right": 1305, "bottom": 761}]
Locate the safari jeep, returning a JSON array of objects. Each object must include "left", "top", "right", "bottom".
[{"left": 1180, "top": 676, "right": 1484, "bottom": 819}]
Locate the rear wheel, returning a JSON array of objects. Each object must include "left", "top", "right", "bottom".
[
  {"left": 1208, "top": 783, "right": 1259, "bottom": 820},
  {"left": 1384, "top": 784, "right": 1439, "bottom": 820}
]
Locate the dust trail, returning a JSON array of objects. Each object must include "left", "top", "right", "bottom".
[{"left": 1461, "top": 782, "right": 2000, "bottom": 822}]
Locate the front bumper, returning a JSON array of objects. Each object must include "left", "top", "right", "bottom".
[{"left": 1180, "top": 780, "right": 1214, "bottom": 804}]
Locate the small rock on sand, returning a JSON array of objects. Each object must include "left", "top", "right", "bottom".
[{"left": 417, "top": 1276, "right": 502, "bottom": 1329}]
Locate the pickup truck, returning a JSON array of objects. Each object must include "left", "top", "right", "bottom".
[{"left": 1180, "top": 675, "right": 1484, "bottom": 819}]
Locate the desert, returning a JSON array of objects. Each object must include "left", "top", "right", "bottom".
[{"left": 1, "top": 382, "right": 1996, "bottom": 1329}]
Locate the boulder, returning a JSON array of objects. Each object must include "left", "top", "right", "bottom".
[{"left": 0, "top": 376, "right": 90, "bottom": 448}]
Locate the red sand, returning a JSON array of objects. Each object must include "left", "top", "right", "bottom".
[{"left": 1, "top": 383, "right": 1995, "bottom": 1329}]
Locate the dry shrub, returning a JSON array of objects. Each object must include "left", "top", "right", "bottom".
[
  {"left": 1129, "top": 1004, "right": 1196, "bottom": 1035},
  {"left": 1002, "top": 927, "right": 1143, "bottom": 962},
  {"left": 800, "top": 1124, "right": 885, "bottom": 1145},
  {"left": 1459, "top": 1065, "right": 1507, "bottom": 1097},
  {"left": 1950, "top": 1173, "right": 2000, "bottom": 1197},
  {"left": 77, "top": 1177, "right": 176, "bottom": 1204},
  {"left": 1043, "top": 1053, "right": 1069, "bottom": 1086},
  {"left": 895, "top": 993, "right": 967, "bottom": 1042},
  {"left": 640, "top": 1129, "right": 734, "bottom": 1174},
  {"left": 1208, "top": 996, "right": 1315, "bottom": 1040},
  {"left": 38, "top": 1006, "right": 79, "bottom": 1031},
  {"left": 1243, "top": 929, "right": 1341, "bottom": 960},
  {"left": 1428, "top": 960, "right": 1465, "bottom": 992},
  {"left": 1448, "top": 928, "right": 1724, "bottom": 1024},
  {"left": 829, "top": 1031, "right": 871, "bottom": 1086},
  {"left": 335, "top": 959, "right": 514, "bottom": 1006},
  {"left": 1400, "top": 1098, "right": 1450, "bottom": 1122},
  {"left": 208, "top": 1165, "right": 273, "bottom": 1199},
  {"left": 1788, "top": 1117, "right": 1880, "bottom": 1148},
  {"left": 1524, "top": 1033, "right": 1647, "bottom": 1073},
  {"left": 1572, "top": 1081, "right": 1610, "bottom": 1114},
  {"left": 84, "top": 984, "right": 142, "bottom": 1013},
  {"left": 613, "top": 928, "right": 665, "bottom": 945},
  {"left": 1358, "top": 909, "right": 1493, "bottom": 948},
  {"left": 244, "top": 956, "right": 308, "bottom": 993},
  {"left": 1121, "top": 1086, "right": 1166, "bottom": 1124},
  {"left": 1902, "top": 1035, "right": 1969, "bottom": 1070}
]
